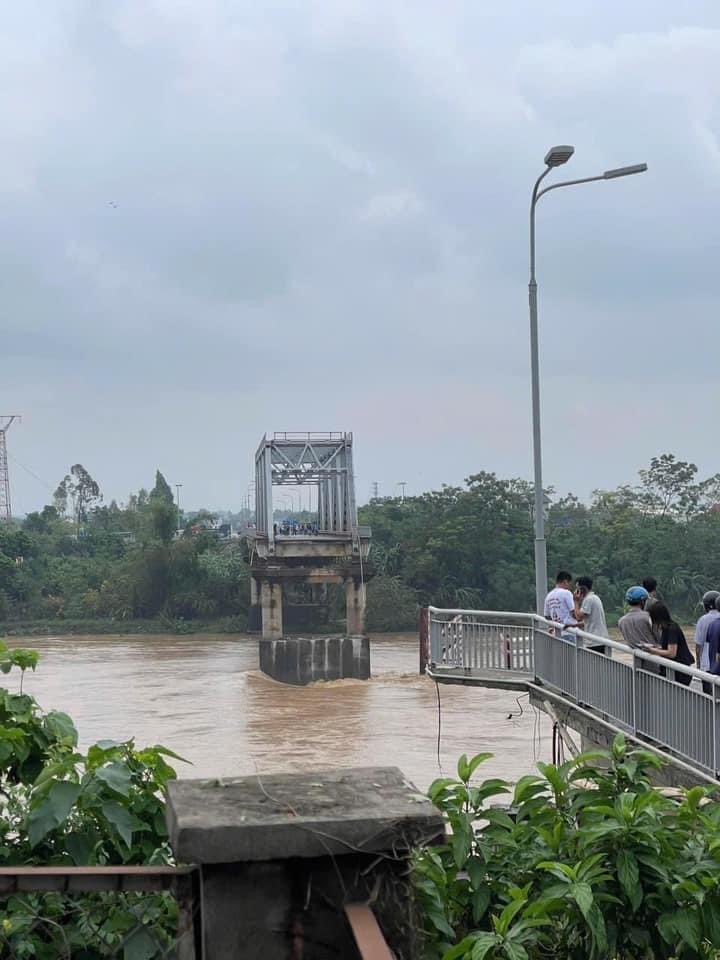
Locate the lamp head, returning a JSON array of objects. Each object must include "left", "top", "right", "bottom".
[
  {"left": 544, "top": 145, "right": 575, "bottom": 167},
  {"left": 603, "top": 163, "right": 648, "bottom": 179}
]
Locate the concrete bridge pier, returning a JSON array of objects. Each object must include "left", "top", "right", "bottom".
[
  {"left": 345, "top": 577, "right": 366, "bottom": 637},
  {"left": 259, "top": 580, "right": 283, "bottom": 641}
]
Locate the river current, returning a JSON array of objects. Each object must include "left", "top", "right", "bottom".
[{"left": 7, "top": 633, "right": 551, "bottom": 790}]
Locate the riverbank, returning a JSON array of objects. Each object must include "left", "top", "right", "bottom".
[{"left": 0, "top": 616, "right": 247, "bottom": 638}]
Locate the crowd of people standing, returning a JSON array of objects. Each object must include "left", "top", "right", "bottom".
[{"left": 542, "top": 571, "right": 716, "bottom": 686}]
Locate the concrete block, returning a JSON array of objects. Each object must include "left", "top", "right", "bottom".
[
  {"left": 167, "top": 766, "right": 443, "bottom": 864},
  {"left": 167, "top": 767, "right": 444, "bottom": 960}
]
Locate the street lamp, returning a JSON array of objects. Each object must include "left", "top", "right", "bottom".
[
  {"left": 174, "top": 484, "right": 183, "bottom": 535},
  {"left": 529, "top": 147, "right": 647, "bottom": 613}
]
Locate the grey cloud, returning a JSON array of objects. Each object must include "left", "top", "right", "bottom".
[{"left": 5, "top": 0, "right": 720, "bottom": 512}]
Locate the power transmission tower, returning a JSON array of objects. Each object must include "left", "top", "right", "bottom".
[
  {"left": 371, "top": 481, "right": 380, "bottom": 500},
  {"left": 0, "top": 416, "right": 21, "bottom": 524}
]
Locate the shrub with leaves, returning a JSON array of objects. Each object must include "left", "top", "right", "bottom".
[
  {"left": 415, "top": 736, "right": 720, "bottom": 959},
  {"left": 0, "top": 640, "right": 186, "bottom": 958}
]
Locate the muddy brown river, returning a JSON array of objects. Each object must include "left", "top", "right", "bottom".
[{"left": 7, "top": 633, "right": 551, "bottom": 790}]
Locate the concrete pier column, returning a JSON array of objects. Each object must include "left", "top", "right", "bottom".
[
  {"left": 250, "top": 577, "right": 259, "bottom": 605},
  {"left": 167, "top": 766, "right": 444, "bottom": 960},
  {"left": 345, "top": 577, "right": 366, "bottom": 636},
  {"left": 260, "top": 580, "right": 283, "bottom": 640}
]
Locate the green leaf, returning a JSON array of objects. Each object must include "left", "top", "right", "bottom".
[
  {"left": 673, "top": 910, "right": 701, "bottom": 951},
  {"left": 43, "top": 710, "right": 78, "bottom": 746},
  {"left": 94, "top": 762, "right": 133, "bottom": 797},
  {"left": 457, "top": 754, "right": 470, "bottom": 783},
  {"left": 466, "top": 753, "right": 493, "bottom": 779},
  {"left": 470, "top": 933, "right": 500, "bottom": 960},
  {"left": 570, "top": 882, "right": 594, "bottom": 919},
  {"left": 102, "top": 801, "right": 134, "bottom": 848},
  {"left": 617, "top": 849, "right": 642, "bottom": 911},
  {"left": 65, "top": 830, "right": 97, "bottom": 865},
  {"left": 452, "top": 823, "right": 472, "bottom": 868},
  {"left": 11, "top": 648, "right": 39, "bottom": 672},
  {"left": 502, "top": 944, "right": 528, "bottom": 960},
  {"left": 467, "top": 857, "right": 485, "bottom": 890},
  {"left": 512, "top": 776, "right": 546, "bottom": 804},
  {"left": 122, "top": 925, "right": 159, "bottom": 960},
  {"left": 442, "top": 936, "right": 477, "bottom": 960},
  {"left": 496, "top": 898, "right": 526, "bottom": 937},
  {"left": 27, "top": 780, "right": 81, "bottom": 847},
  {"left": 426, "top": 906, "right": 456, "bottom": 940},
  {"left": 472, "top": 886, "right": 490, "bottom": 924}
]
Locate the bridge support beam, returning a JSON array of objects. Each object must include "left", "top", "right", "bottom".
[
  {"left": 345, "top": 577, "right": 366, "bottom": 636},
  {"left": 260, "top": 581, "right": 283, "bottom": 641}
]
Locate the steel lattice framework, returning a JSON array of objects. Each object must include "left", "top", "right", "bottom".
[
  {"left": 0, "top": 416, "right": 20, "bottom": 524},
  {"left": 254, "top": 432, "right": 358, "bottom": 541}
]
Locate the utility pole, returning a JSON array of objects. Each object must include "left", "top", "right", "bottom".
[
  {"left": 175, "top": 483, "right": 183, "bottom": 535},
  {"left": 0, "top": 416, "right": 20, "bottom": 524},
  {"left": 397, "top": 481, "right": 407, "bottom": 502}
]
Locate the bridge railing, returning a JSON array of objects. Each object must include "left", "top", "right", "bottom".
[
  {"left": 428, "top": 607, "right": 720, "bottom": 778},
  {"left": 428, "top": 606, "right": 538, "bottom": 675}
]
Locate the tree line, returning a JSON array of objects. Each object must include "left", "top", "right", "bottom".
[
  {"left": 360, "top": 453, "right": 720, "bottom": 628},
  {"left": 0, "top": 467, "right": 249, "bottom": 630},
  {"left": 0, "top": 453, "right": 717, "bottom": 633}
]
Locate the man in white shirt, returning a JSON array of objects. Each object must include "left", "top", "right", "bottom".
[
  {"left": 572, "top": 576, "right": 609, "bottom": 654},
  {"left": 543, "top": 571, "right": 577, "bottom": 631}
]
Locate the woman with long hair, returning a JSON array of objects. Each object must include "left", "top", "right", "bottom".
[{"left": 647, "top": 603, "right": 695, "bottom": 686}]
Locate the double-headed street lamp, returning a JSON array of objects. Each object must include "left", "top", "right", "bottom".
[{"left": 529, "top": 146, "right": 647, "bottom": 613}]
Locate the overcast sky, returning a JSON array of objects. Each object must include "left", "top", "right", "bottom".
[{"left": 4, "top": 0, "right": 720, "bottom": 513}]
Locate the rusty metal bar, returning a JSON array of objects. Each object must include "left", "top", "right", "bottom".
[
  {"left": 0, "top": 865, "right": 198, "bottom": 894},
  {"left": 345, "top": 903, "right": 394, "bottom": 960}
]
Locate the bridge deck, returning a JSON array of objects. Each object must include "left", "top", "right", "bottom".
[{"left": 426, "top": 607, "right": 720, "bottom": 785}]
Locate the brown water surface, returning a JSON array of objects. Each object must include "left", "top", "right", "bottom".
[{"left": 7, "top": 633, "right": 551, "bottom": 790}]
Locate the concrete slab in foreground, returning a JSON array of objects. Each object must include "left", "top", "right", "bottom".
[{"left": 167, "top": 765, "right": 443, "bottom": 864}]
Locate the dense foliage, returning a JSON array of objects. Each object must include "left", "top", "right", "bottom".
[
  {"left": 0, "top": 467, "right": 251, "bottom": 631},
  {"left": 3, "top": 452, "right": 720, "bottom": 633},
  {"left": 360, "top": 453, "right": 720, "bottom": 625},
  {"left": 415, "top": 737, "right": 720, "bottom": 960},
  {"left": 0, "top": 640, "right": 183, "bottom": 957}
]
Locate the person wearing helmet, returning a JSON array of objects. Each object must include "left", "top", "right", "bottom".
[
  {"left": 694, "top": 590, "right": 720, "bottom": 672},
  {"left": 618, "top": 586, "right": 655, "bottom": 648},
  {"left": 703, "top": 596, "right": 720, "bottom": 686}
]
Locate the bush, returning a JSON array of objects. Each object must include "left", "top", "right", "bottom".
[
  {"left": 415, "top": 736, "right": 720, "bottom": 959},
  {"left": 0, "top": 638, "right": 184, "bottom": 957},
  {"left": 366, "top": 575, "right": 418, "bottom": 631}
]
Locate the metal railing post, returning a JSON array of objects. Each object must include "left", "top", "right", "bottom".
[
  {"left": 631, "top": 652, "right": 638, "bottom": 736},
  {"left": 714, "top": 682, "right": 719, "bottom": 777},
  {"left": 574, "top": 631, "right": 580, "bottom": 700}
]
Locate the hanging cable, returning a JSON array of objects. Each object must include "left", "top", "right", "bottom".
[
  {"left": 6, "top": 452, "right": 55, "bottom": 493},
  {"left": 434, "top": 678, "right": 443, "bottom": 772}
]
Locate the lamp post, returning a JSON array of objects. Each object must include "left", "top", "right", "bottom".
[
  {"left": 174, "top": 483, "right": 183, "bottom": 536},
  {"left": 529, "top": 146, "right": 647, "bottom": 613}
]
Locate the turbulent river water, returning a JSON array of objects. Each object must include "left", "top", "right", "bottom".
[{"left": 7, "top": 633, "right": 552, "bottom": 791}]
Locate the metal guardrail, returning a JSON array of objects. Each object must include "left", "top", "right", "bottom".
[
  {"left": 429, "top": 607, "right": 537, "bottom": 675},
  {"left": 0, "top": 865, "right": 201, "bottom": 960},
  {"left": 427, "top": 606, "right": 720, "bottom": 778}
]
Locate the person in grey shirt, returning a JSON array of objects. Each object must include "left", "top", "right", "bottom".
[
  {"left": 574, "top": 576, "right": 609, "bottom": 653},
  {"left": 618, "top": 586, "right": 656, "bottom": 648}
]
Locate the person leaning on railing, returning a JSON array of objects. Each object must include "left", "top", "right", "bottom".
[
  {"left": 618, "top": 586, "right": 656, "bottom": 648},
  {"left": 703, "top": 595, "right": 720, "bottom": 688},
  {"left": 694, "top": 590, "right": 720, "bottom": 695},
  {"left": 573, "top": 576, "right": 609, "bottom": 656},
  {"left": 645, "top": 602, "right": 695, "bottom": 686}
]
